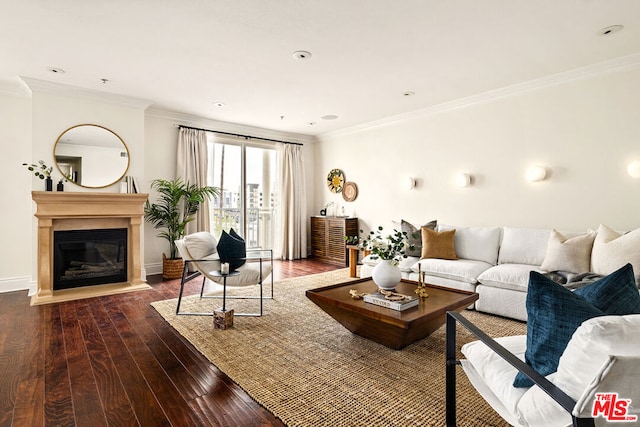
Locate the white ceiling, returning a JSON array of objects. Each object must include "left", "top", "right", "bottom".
[{"left": 2, "top": 0, "right": 640, "bottom": 136}]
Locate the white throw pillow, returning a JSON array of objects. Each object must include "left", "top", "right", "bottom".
[
  {"left": 591, "top": 224, "right": 640, "bottom": 277},
  {"left": 184, "top": 232, "right": 218, "bottom": 260},
  {"left": 540, "top": 229, "right": 595, "bottom": 273},
  {"left": 498, "top": 227, "right": 550, "bottom": 266},
  {"left": 437, "top": 225, "right": 501, "bottom": 265},
  {"left": 516, "top": 314, "right": 640, "bottom": 426}
]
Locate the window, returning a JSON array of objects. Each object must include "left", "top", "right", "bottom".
[{"left": 207, "top": 135, "right": 278, "bottom": 250}]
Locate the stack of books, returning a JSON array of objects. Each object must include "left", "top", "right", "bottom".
[{"left": 363, "top": 292, "right": 419, "bottom": 311}]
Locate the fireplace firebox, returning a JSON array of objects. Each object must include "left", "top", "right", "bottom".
[{"left": 54, "top": 228, "right": 128, "bottom": 290}]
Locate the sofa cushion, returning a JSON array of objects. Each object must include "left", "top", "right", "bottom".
[
  {"left": 438, "top": 225, "right": 501, "bottom": 264},
  {"left": 392, "top": 219, "right": 437, "bottom": 257},
  {"left": 516, "top": 314, "right": 640, "bottom": 426},
  {"left": 513, "top": 271, "right": 605, "bottom": 388},
  {"left": 539, "top": 229, "right": 595, "bottom": 274},
  {"left": 498, "top": 227, "right": 550, "bottom": 266},
  {"left": 184, "top": 231, "right": 218, "bottom": 260},
  {"left": 477, "top": 264, "right": 545, "bottom": 292},
  {"left": 414, "top": 258, "right": 491, "bottom": 283},
  {"left": 574, "top": 263, "right": 640, "bottom": 315},
  {"left": 216, "top": 230, "right": 246, "bottom": 271},
  {"left": 420, "top": 227, "right": 457, "bottom": 260},
  {"left": 591, "top": 224, "right": 640, "bottom": 278}
]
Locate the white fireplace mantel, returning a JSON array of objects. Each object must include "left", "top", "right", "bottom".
[{"left": 31, "top": 191, "right": 151, "bottom": 305}]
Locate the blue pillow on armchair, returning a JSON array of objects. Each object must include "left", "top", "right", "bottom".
[
  {"left": 513, "top": 271, "right": 605, "bottom": 388},
  {"left": 216, "top": 230, "right": 246, "bottom": 272},
  {"left": 574, "top": 263, "right": 640, "bottom": 315},
  {"left": 514, "top": 263, "right": 640, "bottom": 388}
]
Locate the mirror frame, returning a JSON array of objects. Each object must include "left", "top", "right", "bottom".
[{"left": 53, "top": 124, "right": 130, "bottom": 189}]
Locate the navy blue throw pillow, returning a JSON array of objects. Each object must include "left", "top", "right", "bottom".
[
  {"left": 229, "top": 227, "right": 244, "bottom": 242},
  {"left": 513, "top": 271, "right": 605, "bottom": 388},
  {"left": 574, "top": 263, "right": 640, "bottom": 315},
  {"left": 216, "top": 230, "right": 246, "bottom": 272}
]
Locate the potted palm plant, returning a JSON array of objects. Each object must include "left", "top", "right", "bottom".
[{"left": 144, "top": 178, "right": 219, "bottom": 279}]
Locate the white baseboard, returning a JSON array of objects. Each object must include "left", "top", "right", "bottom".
[
  {"left": 145, "top": 262, "right": 163, "bottom": 276},
  {"left": 0, "top": 276, "right": 32, "bottom": 294}
]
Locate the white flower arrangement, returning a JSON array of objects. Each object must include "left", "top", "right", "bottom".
[{"left": 359, "top": 226, "right": 414, "bottom": 265}]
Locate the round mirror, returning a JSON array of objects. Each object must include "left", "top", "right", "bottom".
[{"left": 54, "top": 124, "right": 130, "bottom": 188}]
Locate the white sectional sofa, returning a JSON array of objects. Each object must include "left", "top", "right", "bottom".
[{"left": 360, "top": 223, "right": 639, "bottom": 322}]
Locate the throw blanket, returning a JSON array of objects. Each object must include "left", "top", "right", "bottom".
[{"left": 543, "top": 271, "right": 604, "bottom": 290}]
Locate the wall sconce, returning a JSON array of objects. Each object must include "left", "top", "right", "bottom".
[
  {"left": 627, "top": 161, "right": 640, "bottom": 179},
  {"left": 405, "top": 177, "right": 416, "bottom": 190},
  {"left": 456, "top": 173, "right": 472, "bottom": 188},
  {"left": 525, "top": 165, "right": 548, "bottom": 182}
]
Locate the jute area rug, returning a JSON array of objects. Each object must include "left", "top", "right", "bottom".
[{"left": 152, "top": 268, "right": 526, "bottom": 426}]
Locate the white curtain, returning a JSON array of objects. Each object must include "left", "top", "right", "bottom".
[
  {"left": 277, "top": 142, "right": 307, "bottom": 260},
  {"left": 176, "top": 127, "right": 210, "bottom": 235}
]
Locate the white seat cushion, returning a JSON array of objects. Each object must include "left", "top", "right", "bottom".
[
  {"left": 478, "top": 264, "right": 545, "bottom": 292},
  {"left": 413, "top": 258, "right": 491, "bottom": 283},
  {"left": 461, "top": 335, "right": 529, "bottom": 420},
  {"left": 209, "top": 261, "right": 272, "bottom": 287}
]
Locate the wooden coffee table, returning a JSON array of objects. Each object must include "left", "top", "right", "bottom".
[{"left": 306, "top": 278, "right": 479, "bottom": 350}]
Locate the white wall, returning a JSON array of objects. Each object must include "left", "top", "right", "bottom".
[
  {"left": 0, "top": 91, "right": 32, "bottom": 292},
  {"left": 315, "top": 66, "right": 640, "bottom": 236}
]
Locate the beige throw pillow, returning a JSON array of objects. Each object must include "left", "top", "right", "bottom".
[
  {"left": 420, "top": 227, "right": 457, "bottom": 260},
  {"left": 540, "top": 229, "right": 595, "bottom": 273},
  {"left": 591, "top": 224, "right": 640, "bottom": 276}
]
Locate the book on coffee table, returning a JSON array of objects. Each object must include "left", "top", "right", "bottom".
[{"left": 363, "top": 292, "right": 418, "bottom": 311}]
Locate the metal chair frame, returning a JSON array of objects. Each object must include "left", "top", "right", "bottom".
[
  {"left": 445, "top": 311, "right": 596, "bottom": 427},
  {"left": 175, "top": 249, "right": 273, "bottom": 317}
]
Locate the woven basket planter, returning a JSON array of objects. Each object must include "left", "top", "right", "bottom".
[{"left": 162, "top": 253, "right": 184, "bottom": 279}]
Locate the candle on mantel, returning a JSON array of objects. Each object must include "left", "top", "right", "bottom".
[{"left": 221, "top": 262, "right": 229, "bottom": 274}]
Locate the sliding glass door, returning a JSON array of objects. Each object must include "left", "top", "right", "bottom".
[{"left": 207, "top": 136, "right": 278, "bottom": 250}]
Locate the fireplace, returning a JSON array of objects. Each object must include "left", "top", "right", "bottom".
[
  {"left": 31, "top": 191, "right": 150, "bottom": 305},
  {"left": 54, "top": 228, "right": 128, "bottom": 290}
]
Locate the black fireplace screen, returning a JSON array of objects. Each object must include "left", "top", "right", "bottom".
[{"left": 53, "top": 228, "right": 127, "bottom": 290}]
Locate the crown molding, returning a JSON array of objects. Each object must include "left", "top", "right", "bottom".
[
  {"left": 146, "top": 106, "right": 317, "bottom": 145},
  {"left": 0, "top": 78, "right": 31, "bottom": 98},
  {"left": 320, "top": 52, "right": 640, "bottom": 140},
  {"left": 20, "top": 77, "right": 153, "bottom": 110}
]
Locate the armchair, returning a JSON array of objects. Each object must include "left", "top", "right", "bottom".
[
  {"left": 446, "top": 311, "right": 640, "bottom": 427},
  {"left": 174, "top": 232, "right": 273, "bottom": 317}
]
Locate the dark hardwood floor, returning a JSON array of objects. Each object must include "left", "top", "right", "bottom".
[{"left": 0, "top": 259, "right": 342, "bottom": 427}]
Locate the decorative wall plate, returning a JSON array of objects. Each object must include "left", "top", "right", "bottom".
[
  {"left": 327, "top": 169, "right": 344, "bottom": 193},
  {"left": 342, "top": 181, "right": 358, "bottom": 202}
]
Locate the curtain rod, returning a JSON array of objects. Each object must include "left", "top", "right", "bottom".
[{"left": 175, "top": 124, "right": 303, "bottom": 146}]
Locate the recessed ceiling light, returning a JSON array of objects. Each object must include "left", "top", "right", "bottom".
[
  {"left": 403, "top": 91, "right": 415, "bottom": 97},
  {"left": 47, "top": 67, "right": 66, "bottom": 74},
  {"left": 212, "top": 101, "right": 225, "bottom": 107},
  {"left": 321, "top": 114, "right": 338, "bottom": 120},
  {"left": 599, "top": 25, "right": 624, "bottom": 36},
  {"left": 292, "top": 50, "right": 312, "bottom": 60}
]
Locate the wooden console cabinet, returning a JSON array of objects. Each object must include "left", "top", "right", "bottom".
[{"left": 310, "top": 216, "right": 358, "bottom": 266}]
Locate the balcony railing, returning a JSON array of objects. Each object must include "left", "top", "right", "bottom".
[{"left": 210, "top": 207, "right": 275, "bottom": 249}]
